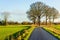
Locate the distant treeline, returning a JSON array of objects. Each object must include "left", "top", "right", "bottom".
[
  {"left": 0, "top": 21, "right": 32, "bottom": 25},
  {"left": 0, "top": 21, "right": 60, "bottom": 25}
]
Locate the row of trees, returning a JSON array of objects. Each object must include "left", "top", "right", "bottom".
[
  {"left": 0, "top": 20, "right": 32, "bottom": 25},
  {"left": 26, "top": 2, "right": 59, "bottom": 26}
]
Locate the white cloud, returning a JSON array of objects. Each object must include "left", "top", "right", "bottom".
[{"left": 54, "top": 18, "right": 60, "bottom": 23}]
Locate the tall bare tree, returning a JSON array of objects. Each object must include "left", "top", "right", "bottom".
[
  {"left": 27, "top": 10, "right": 36, "bottom": 24},
  {"left": 51, "top": 7, "right": 59, "bottom": 23},
  {"left": 2, "top": 12, "right": 10, "bottom": 25},
  {"left": 30, "top": 2, "right": 44, "bottom": 26},
  {"left": 43, "top": 5, "right": 50, "bottom": 25}
]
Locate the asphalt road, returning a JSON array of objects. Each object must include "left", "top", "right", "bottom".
[{"left": 29, "top": 27, "right": 58, "bottom": 40}]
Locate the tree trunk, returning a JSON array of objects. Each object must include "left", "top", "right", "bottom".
[
  {"left": 33, "top": 19, "right": 35, "bottom": 24},
  {"left": 46, "top": 15, "right": 47, "bottom": 25},
  {"left": 53, "top": 17, "right": 54, "bottom": 23},
  {"left": 49, "top": 18, "right": 51, "bottom": 25},
  {"left": 5, "top": 17, "right": 7, "bottom": 25},
  {"left": 38, "top": 16, "right": 40, "bottom": 26}
]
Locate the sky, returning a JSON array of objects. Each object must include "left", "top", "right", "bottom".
[{"left": 0, "top": 0, "right": 60, "bottom": 22}]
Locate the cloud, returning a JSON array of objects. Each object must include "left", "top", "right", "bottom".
[{"left": 54, "top": 18, "right": 60, "bottom": 23}]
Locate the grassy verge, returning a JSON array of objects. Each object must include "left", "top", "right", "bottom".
[
  {"left": 43, "top": 27, "right": 60, "bottom": 40},
  {"left": 24, "top": 27, "right": 35, "bottom": 40},
  {"left": 53, "top": 25, "right": 60, "bottom": 30}
]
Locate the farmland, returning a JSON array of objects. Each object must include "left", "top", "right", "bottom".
[{"left": 0, "top": 25, "right": 30, "bottom": 40}]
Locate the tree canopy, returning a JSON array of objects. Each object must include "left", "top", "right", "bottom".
[{"left": 26, "top": 2, "right": 59, "bottom": 26}]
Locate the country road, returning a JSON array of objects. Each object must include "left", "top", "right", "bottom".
[{"left": 29, "top": 27, "right": 58, "bottom": 40}]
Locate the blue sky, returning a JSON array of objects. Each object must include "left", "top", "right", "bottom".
[{"left": 0, "top": 0, "right": 60, "bottom": 22}]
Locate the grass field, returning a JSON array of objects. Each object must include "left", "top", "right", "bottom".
[
  {"left": 43, "top": 25, "right": 60, "bottom": 40},
  {"left": 0, "top": 25, "right": 30, "bottom": 40},
  {"left": 53, "top": 25, "right": 60, "bottom": 30}
]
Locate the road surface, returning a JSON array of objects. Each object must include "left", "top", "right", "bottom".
[{"left": 29, "top": 27, "right": 58, "bottom": 40}]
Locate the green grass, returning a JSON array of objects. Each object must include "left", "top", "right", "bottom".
[
  {"left": 24, "top": 27, "right": 35, "bottom": 40},
  {"left": 43, "top": 25, "right": 60, "bottom": 40},
  {"left": 0, "top": 25, "right": 29, "bottom": 40},
  {"left": 53, "top": 25, "right": 60, "bottom": 30}
]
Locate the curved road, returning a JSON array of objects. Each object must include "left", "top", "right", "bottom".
[{"left": 29, "top": 27, "right": 58, "bottom": 40}]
